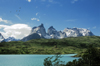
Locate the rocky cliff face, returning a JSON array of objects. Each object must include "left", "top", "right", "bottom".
[
  {"left": 21, "top": 24, "right": 94, "bottom": 41},
  {"left": 47, "top": 26, "right": 60, "bottom": 39},
  {"left": 31, "top": 24, "right": 46, "bottom": 37},
  {"left": 21, "top": 24, "right": 46, "bottom": 41},
  {"left": 47, "top": 26, "right": 67, "bottom": 39}
]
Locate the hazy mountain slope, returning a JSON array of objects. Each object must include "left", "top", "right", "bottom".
[{"left": 21, "top": 33, "right": 41, "bottom": 42}]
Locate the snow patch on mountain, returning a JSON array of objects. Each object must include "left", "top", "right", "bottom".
[
  {"left": 63, "top": 28, "right": 94, "bottom": 37},
  {"left": 31, "top": 24, "right": 46, "bottom": 37},
  {"left": 4, "top": 37, "right": 20, "bottom": 42}
]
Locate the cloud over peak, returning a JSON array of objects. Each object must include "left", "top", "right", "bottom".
[{"left": 0, "top": 24, "right": 31, "bottom": 39}]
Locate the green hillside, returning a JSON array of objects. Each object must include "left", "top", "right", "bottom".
[{"left": 0, "top": 36, "right": 100, "bottom": 55}]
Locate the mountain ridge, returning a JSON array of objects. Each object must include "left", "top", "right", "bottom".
[{"left": 21, "top": 24, "right": 94, "bottom": 41}]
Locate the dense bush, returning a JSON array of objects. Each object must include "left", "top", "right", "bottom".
[{"left": 44, "top": 45, "right": 100, "bottom": 66}]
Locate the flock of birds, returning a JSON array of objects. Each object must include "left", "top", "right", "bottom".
[{"left": 10, "top": 7, "right": 21, "bottom": 15}]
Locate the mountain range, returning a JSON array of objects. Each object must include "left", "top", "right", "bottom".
[
  {"left": 4, "top": 37, "right": 20, "bottom": 42},
  {"left": 0, "top": 24, "right": 94, "bottom": 42},
  {"left": 0, "top": 33, "right": 20, "bottom": 42},
  {"left": 21, "top": 24, "right": 94, "bottom": 41}
]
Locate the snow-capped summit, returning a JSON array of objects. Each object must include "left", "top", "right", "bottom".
[
  {"left": 4, "top": 37, "right": 20, "bottom": 42},
  {"left": 31, "top": 23, "right": 46, "bottom": 37},
  {"left": 38, "top": 23, "right": 44, "bottom": 27},
  {"left": 47, "top": 26, "right": 59, "bottom": 36},
  {"left": 63, "top": 28, "right": 94, "bottom": 37},
  {"left": 0, "top": 33, "right": 5, "bottom": 42},
  {"left": 47, "top": 26, "right": 67, "bottom": 39},
  {"left": 31, "top": 24, "right": 46, "bottom": 36},
  {"left": 58, "top": 31, "right": 67, "bottom": 38}
]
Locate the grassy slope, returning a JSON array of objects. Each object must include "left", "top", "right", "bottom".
[{"left": 0, "top": 36, "right": 100, "bottom": 55}]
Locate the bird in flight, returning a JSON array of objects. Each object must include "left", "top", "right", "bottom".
[{"left": 19, "top": 7, "right": 21, "bottom": 9}]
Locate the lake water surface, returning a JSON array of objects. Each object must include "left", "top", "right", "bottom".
[{"left": 0, "top": 54, "right": 79, "bottom": 66}]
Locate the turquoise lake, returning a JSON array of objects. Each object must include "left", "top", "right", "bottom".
[{"left": 0, "top": 54, "right": 79, "bottom": 66}]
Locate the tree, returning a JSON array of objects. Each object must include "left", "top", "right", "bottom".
[
  {"left": 43, "top": 44, "right": 100, "bottom": 66},
  {"left": 66, "top": 44, "right": 100, "bottom": 66},
  {"left": 82, "top": 44, "right": 100, "bottom": 66},
  {"left": 44, "top": 54, "right": 65, "bottom": 66}
]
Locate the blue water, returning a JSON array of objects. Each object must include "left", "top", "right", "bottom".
[{"left": 0, "top": 54, "right": 79, "bottom": 66}]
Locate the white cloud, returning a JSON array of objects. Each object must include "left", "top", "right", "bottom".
[
  {"left": 0, "top": 24, "right": 31, "bottom": 39},
  {"left": 31, "top": 18, "right": 37, "bottom": 20},
  {"left": 36, "top": 13, "right": 38, "bottom": 16},
  {"left": 15, "top": 14, "right": 22, "bottom": 21},
  {"left": 71, "top": 0, "right": 78, "bottom": 3},
  {"left": 93, "top": 26, "right": 96, "bottom": 29},
  {"left": 0, "top": 18, "right": 12, "bottom": 24},
  {"left": 31, "top": 18, "right": 40, "bottom": 21},
  {"left": 27, "top": 0, "right": 31, "bottom": 2}
]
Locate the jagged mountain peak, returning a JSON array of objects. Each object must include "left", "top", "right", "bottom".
[
  {"left": 31, "top": 23, "right": 46, "bottom": 37},
  {"left": 49, "top": 26, "right": 54, "bottom": 29},
  {"left": 38, "top": 23, "right": 44, "bottom": 27},
  {"left": 48, "top": 26, "right": 57, "bottom": 32},
  {"left": 32, "top": 27, "right": 37, "bottom": 29}
]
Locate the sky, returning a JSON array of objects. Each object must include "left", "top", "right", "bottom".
[{"left": 0, "top": 0, "right": 100, "bottom": 39}]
